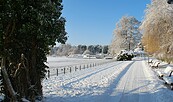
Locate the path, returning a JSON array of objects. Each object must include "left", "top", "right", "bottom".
[{"left": 43, "top": 58, "right": 173, "bottom": 102}]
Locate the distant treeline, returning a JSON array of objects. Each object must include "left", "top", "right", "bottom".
[{"left": 49, "top": 44, "right": 109, "bottom": 56}]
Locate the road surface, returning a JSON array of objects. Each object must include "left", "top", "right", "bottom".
[{"left": 43, "top": 58, "right": 173, "bottom": 102}]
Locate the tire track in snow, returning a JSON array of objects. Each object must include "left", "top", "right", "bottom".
[
  {"left": 115, "top": 61, "right": 156, "bottom": 102},
  {"left": 118, "top": 61, "right": 141, "bottom": 102},
  {"left": 96, "top": 61, "right": 135, "bottom": 102},
  {"left": 105, "top": 61, "right": 135, "bottom": 95}
]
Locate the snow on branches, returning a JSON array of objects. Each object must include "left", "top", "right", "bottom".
[
  {"left": 141, "top": 0, "right": 173, "bottom": 63},
  {"left": 110, "top": 16, "right": 142, "bottom": 56}
]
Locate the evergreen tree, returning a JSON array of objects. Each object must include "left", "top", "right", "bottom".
[
  {"left": 103, "top": 45, "right": 108, "bottom": 54},
  {"left": 0, "top": 0, "right": 67, "bottom": 101}
]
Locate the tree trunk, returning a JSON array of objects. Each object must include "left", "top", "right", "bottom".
[
  {"left": 1, "top": 57, "right": 17, "bottom": 101},
  {"left": 30, "top": 40, "right": 43, "bottom": 99}
]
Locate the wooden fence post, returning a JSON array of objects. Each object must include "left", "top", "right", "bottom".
[
  {"left": 70, "top": 67, "right": 72, "bottom": 73},
  {"left": 48, "top": 70, "right": 50, "bottom": 78},
  {"left": 57, "top": 69, "right": 58, "bottom": 76},
  {"left": 75, "top": 66, "right": 77, "bottom": 71}
]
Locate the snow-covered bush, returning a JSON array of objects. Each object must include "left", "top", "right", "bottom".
[{"left": 116, "top": 50, "right": 134, "bottom": 61}]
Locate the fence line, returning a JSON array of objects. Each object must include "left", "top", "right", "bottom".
[{"left": 47, "top": 60, "right": 115, "bottom": 78}]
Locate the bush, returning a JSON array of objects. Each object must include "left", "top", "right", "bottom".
[{"left": 116, "top": 50, "right": 134, "bottom": 61}]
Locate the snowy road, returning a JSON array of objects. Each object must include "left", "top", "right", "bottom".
[{"left": 43, "top": 58, "right": 173, "bottom": 102}]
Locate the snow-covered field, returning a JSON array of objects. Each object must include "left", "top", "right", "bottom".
[
  {"left": 46, "top": 56, "right": 110, "bottom": 68},
  {"left": 42, "top": 57, "right": 173, "bottom": 102},
  {"left": 45, "top": 56, "right": 113, "bottom": 76}
]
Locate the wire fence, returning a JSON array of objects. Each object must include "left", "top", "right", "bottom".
[{"left": 47, "top": 60, "right": 115, "bottom": 78}]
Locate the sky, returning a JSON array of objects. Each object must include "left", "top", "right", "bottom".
[{"left": 61, "top": 0, "right": 151, "bottom": 46}]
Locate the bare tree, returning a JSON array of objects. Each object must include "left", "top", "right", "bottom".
[
  {"left": 57, "top": 44, "right": 72, "bottom": 56},
  {"left": 110, "top": 16, "right": 141, "bottom": 56}
]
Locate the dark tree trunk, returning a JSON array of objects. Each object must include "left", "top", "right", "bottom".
[
  {"left": 1, "top": 57, "right": 17, "bottom": 102},
  {"left": 29, "top": 40, "right": 43, "bottom": 100}
]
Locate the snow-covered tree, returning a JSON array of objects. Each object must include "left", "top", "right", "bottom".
[
  {"left": 88, "top": 45, "right": 95, "bottom": 54},
  {"left": 103, "top": 45, "right": 108, "bottom": 54},
  {"left": 54, "top": 44, "right": 108, "bottom": 56},
  {"left": 57, "top": 44, "right": 72, "bottom": 56},
  {"left": 94, "top": 45, "right": 102, "bottom": 54},
  {"left": 140, "top": 0, "right": 173, "bottom": 62},
  {"left": 76, "top": 45, "right": 87, "bottom": 54},
  {"left": 110, "top": 16, "right": 142, "bottom": 56}
]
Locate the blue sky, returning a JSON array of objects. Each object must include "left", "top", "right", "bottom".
[{"left": 62, "top": 0, "right": 151, "bottom": 46}]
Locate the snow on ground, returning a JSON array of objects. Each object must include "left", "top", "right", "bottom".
[
  {"left": 45, "top": 56, "right": 113, "bottom": 76},
  {"left": 42, "top": 57, "right": 173, "bottom": 102},
  {"left": 46, "top": 56, "right": 108, "bottom": 68}
]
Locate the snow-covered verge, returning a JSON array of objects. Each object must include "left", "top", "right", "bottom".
[
  {"left": 42, "top": 57, "right": 173, "bottom": 102},
  {"left": 141, "top": 59, "right": 173, "bottom": 102}
]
